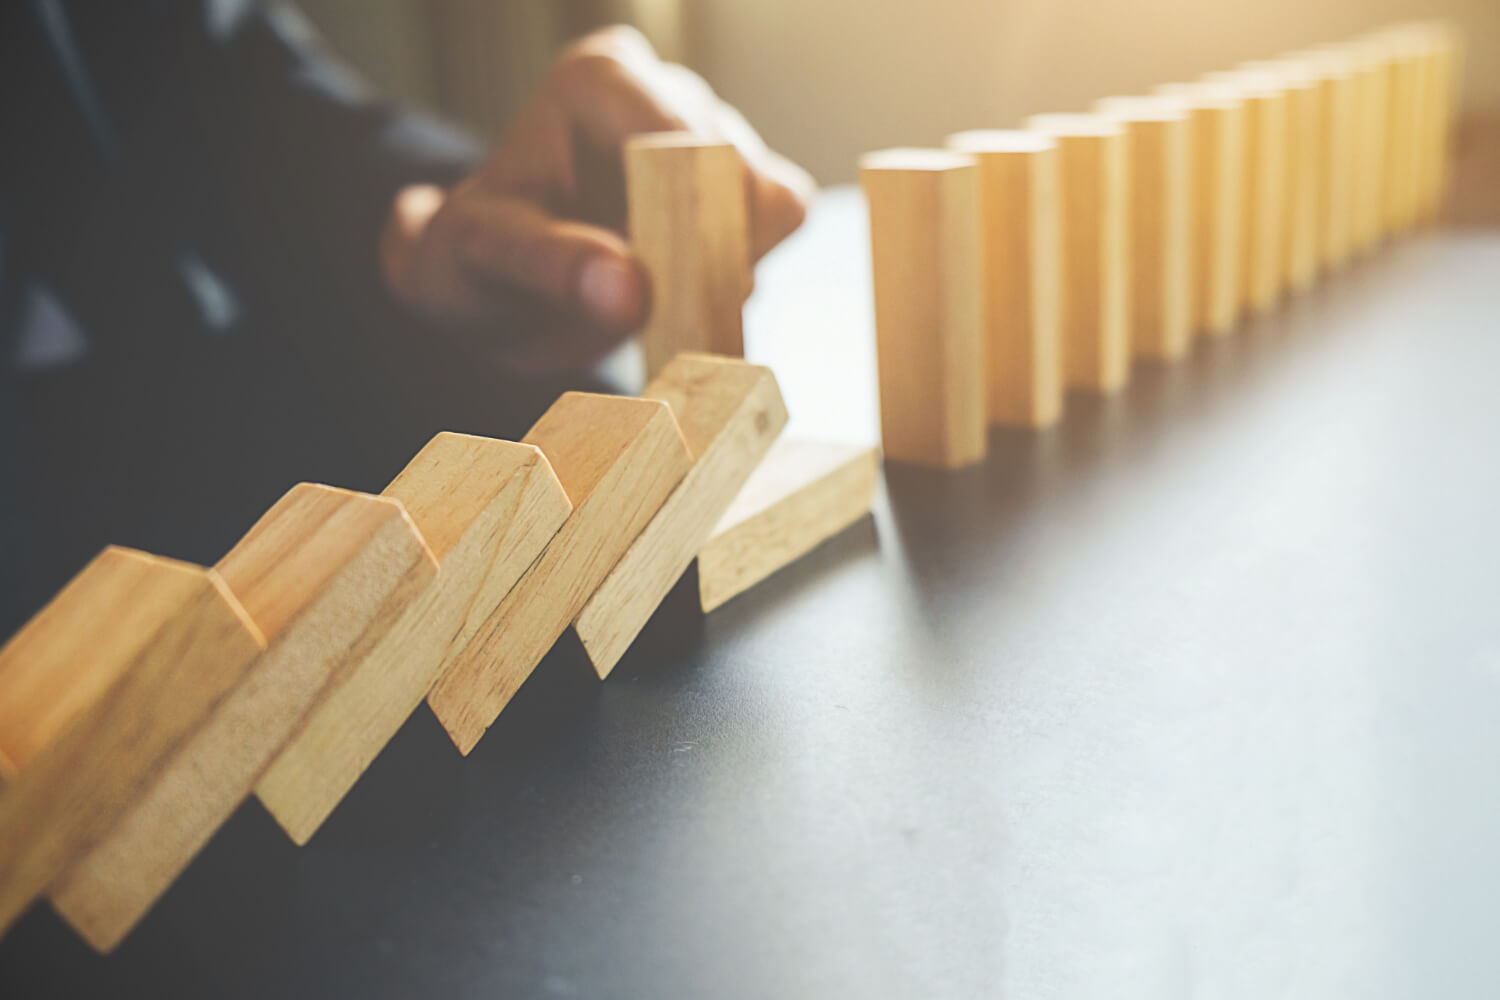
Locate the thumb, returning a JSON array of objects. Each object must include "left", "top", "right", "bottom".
[{"left": 454, "top": 196, "right": 649, "bottom": 332}]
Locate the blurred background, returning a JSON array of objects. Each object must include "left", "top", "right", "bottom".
[{"left": 299, "top": 0, "right": 1500, "bottom": 223}]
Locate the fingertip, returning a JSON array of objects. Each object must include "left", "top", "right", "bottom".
[{"left": 576, "top": 250, "right": 649, "bottom": 330}]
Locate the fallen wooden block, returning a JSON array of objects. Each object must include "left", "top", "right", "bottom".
[
  {"left": 574, "top": 355, "right": 786, "bottom": 678},
  {"left": 1024, "top": 114, "right": 1131, "bottom": 393},
  {"left": 49, "top": 485, "right": 435, "bottom": 951},
  {"left": 1153, "top": 80, "right": 1248, "bottom": 337},
  {"left": 945, "top": 130, "right": 1064, "bottom": 428},
  {"left": 1201, "top": 70, "right": 1289, "bottom": 314},
  {"left": 256, "top": 435, "right": 571, "bottom": 844},
  {"left": 1094, "top": 96, "right": 1194, "bottom": 362},
  {"left": 0, "top": 548, "right": 264, "bottom": 937},
  {"left": 698, "top": 439, "right": 878, "bottom": 614},
  {"left": 626, "top": 133, "right": 750, "bottom": 379},
  {"left": 1239, "top": 59, "right": 1322, "bottom": 293},
  {"left": 860, "top": 148, "right": 987, "bottom": 469},
  {"left": 427, "top": 394, "right": 693, "bottom": 754}
]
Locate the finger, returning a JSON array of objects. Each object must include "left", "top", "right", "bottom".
[{"left": 452, "top": 195, "right": 650, "bottom": 333}]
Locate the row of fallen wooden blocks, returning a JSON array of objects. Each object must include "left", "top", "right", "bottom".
[{"left": 0, "top": 353, "right": 879, "bottom": 951}]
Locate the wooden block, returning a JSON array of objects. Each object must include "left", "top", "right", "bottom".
[
  {"left": 1344, "top": 39, "right": 1392, "bottom": 252},
  {"left": 1421, "top": 23, "right": 1461, "bottom": 222},
  {"left": 427, "top": 394, "right": 693, "bottom": 754},
  {"left": 574, "top": 355, "right": 787, "bottom": 677},
  {"left": 1364, "top": 30, "right": 1416, "bottom": 237},
  {"left": 1283, "top": 48, "right": 1359, "bottom": 271},
  {"left": 859, "top": 148, "right": 987, "bottom": 468},
  {"left": 698, "top": 439, "right": 879, "bottom": 613},
  {"left": 1094, "top": 96, "right": 1193, "bottom": 361},
  {"left": 0, "top": 548, "right": 264, "bottom": 938},
  {"left": 1202, "top": 71, "right": 1288, "bottom": 314},
  {"left": 256, "top": 435, "right": 571, "bottom": 844},
  {"left": 1241, "top": 59, "right": 1322, "bottom": 292},
  {"left": 945, "top": 130, "right": 1064, "bottom": 427},
  {"left": 49, "top": 486, "right": 436, "bottom": 951},
  {"left": 1387, "top": 29, "right": 1427, "bottom": 233},
  {"left": 626, "top": 133, "right": 750, "bottom": 379},
  {"left": 1024, "top": 114, "right": 1131, "bottom": 393},
  {"left": 1154, "top": 81, "right": 1248, "bottom": 336}
]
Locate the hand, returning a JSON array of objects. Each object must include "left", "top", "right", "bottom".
[{"left": 379, "top": 26, "right": 815, "bottom": 375}]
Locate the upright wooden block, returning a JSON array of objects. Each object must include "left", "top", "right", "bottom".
[
  {"left": 50, "top": 486, "right": 436, "bottom": 951},
  {"left": 1241, "top": 59, "right": 1322, "bottom": 292},
  {"left": 1023, "top": 115, "right": 1131, "bottom": 393},
  {"left": 1344, "top": 39, "right": 1391, "bottom": 252},
  {"left": 860, "top": 148, "right": 987, "bottom": 468},
  {"left": 1154, "top": 81, "right": 1248, "bottom": 336},
  {"left": 1420, "top": 23, "right": 1460, "bottom": 222},
  {"left": 1283, "top": 48, "right": 1359, "bottom": 271},
  {"left": 698, "top": 439, "right": 878, "bottom": 614},
  {"left": 1202, "top": 71, "right": 1288, "bottom": 314},
  {"left": 574, "top": 355, "right": 787, "bottom": 677},
  {"left": 1384, "top": 29, "right": 1426, "bottom": 233},
  {"left": 626, "top": 133, "right": 750, "bottom": 379},
  {"left": 1094, "top": 96, "right": 1193, "bottom": 361},
  {"left": 945, "top": 130, "right": 1064, "bottom": 427},
  {"left": 427, "top": 395, "right": 693, "bottom": 754},
  {"left": 0, "top": 549, "right": 264, "bottom": 937},
  {"left": 257, "top": 435, "right": 571, "bottom": 844}
]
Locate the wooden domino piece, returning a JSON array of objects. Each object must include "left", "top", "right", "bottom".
[
  {"left": 860, "top": 148, "right": 987, "bottom": 468},
  {"left": 626, "top": 133, "right": 750, "bottom": 379},
  {"left": 49, "top": 486, "right": 436, "bottom": 951},
  {"left": 698, "top": 438, "right": 878, "bottom": 613},
  {"left": 944, "top": 130, "right": 1064, "bottom": 427},
  {"left": 1280, "top": 48, "right": 1359, "bottom": 272},
  {"left": 1023, "top": 114, "right": 1130, "bottom": 393},
  {"left": 1343, "top": 38, "right": 1391, "bottom": 253},
  {"left": 574, "top": 355, "right": 787, "bottom": 677},
  {"left": 256, "top": 435, "right": 571, "bottom": 844},
  {"left": 1239, "top": 59, "right": 1322, "bottom": 292},
  {"left": 1380, "top": 28, "right": 1426, "bottom": 233},
  {"left": 1153, "top": 81, "right": 1248, "bottom": 336},
  {"left": 1202, "top": 70, "right": 1289, "bottom": 314},
  {"left": 1094, "top": 96, "right": 1193, "bottom": 361},
  {"left": 1420, "top": 23, "right": 1460, "bottom": 222},
  {"left": 427, "top": 394, "right": 693, "bottom": 754},
  {"left": 0, "top": 549, "right": 264, "bottom": 937}
]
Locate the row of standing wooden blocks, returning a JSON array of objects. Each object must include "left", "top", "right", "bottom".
[
  {"left": 0, "top": 355, "right": 878, "bottom": 952},
  {"left": 862, "top": 22, "right": 1461, "bottom": 469}
]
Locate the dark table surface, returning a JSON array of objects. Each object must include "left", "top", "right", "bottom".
[{"left": 3, "top": 190, "right": 1500, "bottom": 999}]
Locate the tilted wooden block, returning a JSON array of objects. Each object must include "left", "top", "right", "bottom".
[
  {"left": 1095, "top": 96, "right": 1193, "bottom": 362},
  {"left": 427, "top": 394, "right": 693, "bottom": 754},
  {"left": 1202, "top": 71, "right": 1288, "bottom": 314},
  {"left": 860, "top": 148, "right": 987, "bottom": 468},
  {"left": 945, "top": 130, "right": 1064, "bottom": 428},
  {"left": 1281, "top": 48, "right": 1359, "bottom": 272},
  {"left": 256, "top": 435, "right": 571, "bottom": 844},
  {"left": 1024, "top": 114, "right": 1131, "bottom": 393},
  {"left": 626, "top": 133, "right": 750, "bottom": 379},
  {"left": 49, "top": 485, "right": 434, "bottom": 951},
  {"left": 698, "top": 439, "right": 878, "bottom": 614},
  {"left": 574, "top": 355, "right": 787, "bottom": 677},
  {"left": 0, "top": 548, "right": 264, "bottom": 937},
  {"left": 1154, "top": 81, "right": 1248, "bottom": 337},
  {"left": 1239, "top": 59, "right": 1321, "bottom": 293}
]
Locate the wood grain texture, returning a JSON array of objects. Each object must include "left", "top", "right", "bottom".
[
  {"left": 0, "top": 549, "right": 264, "bottom": 937},
  {"left": 49, "top": 487, "right": 436, "bottom": 950},
  {"left": 945, "top": 130, "right": 1064, "bottom": 427},
  {"left": 626, "top": 133, "right": 750, "bottom": 379},
  {"left": 1202, "top": 72, "right": 1288, "bottom": 314},
  {"left": 698, "top": 439, "right": 878, "bottom": 614},
  {"left": 574, "top": 355, "right": 787, "bottom": 677},
  {"left": 1154, "top": 81, "right": 1247, "bottom": 337},
  {"left": 1095, "top": 97, "right": 1193, "bottom": 362},
  {"left": 427, "top": 395, "right": 693, "bottom": 754},
  {"left": 860, "top": 148, "right": 987, "bottom": 468},
  {"left": 256, "top": 435, "right": 571, "bottom": 844},
  {"left": 1024, "top": 115, "right": 1131, "bottom": 394}
]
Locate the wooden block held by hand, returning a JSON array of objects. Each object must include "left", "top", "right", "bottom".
[
  {"left": 47, "top": 486, "right": 436, "bottom": 950},
  {"left": 698, "top": 438, "right": 878, "bottom": 613},
  {"left": 1154, "top": 81, "right": 1248, "bottom": 336},
  {"left": 574, "top": 355, "right": 787, "bottom": 677},
  {"left": 1024, "top": 114, "right": 1131, "bottom": 393},
  {"left": 860, "top": 148, "right": 987, "bottom": 468},
  {"left": 0, "top": 549, "right": 264, "bottom": 939},
  {"left": 626, "top": 133, "right": 750, "bottom": 379},
  {"left": 945, "top": 130, "right": 1064, "bottom": 427},
  {"left": 257, "top": 435, "right": 571, "bottom": 844},
  {"left": 1095, "top": 96, "right": 1194, "bottom": 361},
  {"left": 427, "top": 394, "right": 693, "bottom": 754}
]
